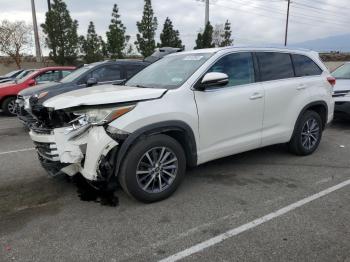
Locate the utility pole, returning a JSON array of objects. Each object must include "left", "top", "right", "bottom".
[
  {"left": 284, "top": 0, "right": 291, "bottom": 46},
  {"left": 47, "top": 0, "right": 51, "bottom": 11},
  {"left": 205, "top": 0, "right": 209, "bottom": 27},
  {"left": 31, "top": 0, "right": 42, "bottom": 62}
]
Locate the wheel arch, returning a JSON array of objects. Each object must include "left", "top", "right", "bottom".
[
  {"left": 292, "top": 101, "right": 328, "bottom": 136},
  {"left": 0, "top": 95, "right": 17, "bottom": 107},
  {"left": 113, "top": 120, "right": 198, "bottom": 177}
]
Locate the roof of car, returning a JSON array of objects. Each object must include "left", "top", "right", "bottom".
[
  {"left": 36, "top": 66, "right": 76, "bottom": 72},
  {"left": 81, "top": 60, "right": 149, "bottom": 68},
  {"left": 169, "top": 46, "right": 317, "bottom": 56}
]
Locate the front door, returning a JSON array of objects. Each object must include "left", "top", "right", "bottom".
[{"left": 194, "top": 52, "right": 264, "bottom": 164}]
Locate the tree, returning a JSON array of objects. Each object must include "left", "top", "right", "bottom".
[
  {"left": 194, "top": 22, "right": 214, "bottom": 49},
  {"left": 158, "top": 17, "right": 184, "bottom": 49},
  {"left": 0, "top": 20, "right": 33, "bottom": 68},
  {"left": 135, "top": 0, "right": 158, "bottom": 57},
  {"left": 79, "top": 22, "right": 104, "bottom": 63},
  {"left": 100, "top": 37, "right": 108, "bottom": 58},
  {"left": 106, "top": 4, "right": 128, "bottom": 59},
  {"left": 41, "top": 0, "right": 79, "bottom": 65},
  {"left": 212, "top": 24, "right": 224, "bottom": 47},
  {"left": 220, "top": 20, "right": 233, "bottom": 47}
]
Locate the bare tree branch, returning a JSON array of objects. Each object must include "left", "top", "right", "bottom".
[{"left": 0, "top": 20, "right": 33, "bottom": 68}]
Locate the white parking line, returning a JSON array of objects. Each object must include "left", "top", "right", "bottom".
[
  {"left": 0, "top": 148, "right": 35, "bottom": 155},
  {"left": 159, "top": 178, "right": 350, "bottom": 262}
]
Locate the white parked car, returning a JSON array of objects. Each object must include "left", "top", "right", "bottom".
[
  {"left": 332, "top": 62, "right": 350, "bottom": 119},
  {"left": 27, "top": 47, "right": 335, "bottom": 202}
]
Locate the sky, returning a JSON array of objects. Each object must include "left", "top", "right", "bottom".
[{"left": 1, "top": 0, "right": 350, "bottom": 54}]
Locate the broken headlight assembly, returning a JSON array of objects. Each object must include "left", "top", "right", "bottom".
[{"left": 65, "top": 104, "right": 136, "bottom": 134}]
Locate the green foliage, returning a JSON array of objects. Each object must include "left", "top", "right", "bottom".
[
  {"left": 220, "top": 20, "right": 233, "bottom": 47},
  {"left": 158, "top": 17, "right": 184, "bottom": 49},
  {"left": 79, "top": 21, "right": 104, "bottom": 63},
  {"left": 41, "top": 0, "right": 79, "bottom": 65},
  {"left": 194, "top": 22, "right": 215, "bottom": 49},
  {"left": 106, "top": 4, "right": 128, "bottom": 59},
  {"left": 135, "top": 0, "right": 158, "bottom": 57}
]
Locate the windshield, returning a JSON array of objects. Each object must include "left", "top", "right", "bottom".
[
  {"left": 126, "top": 53, "right": 213, "bottom": 89},
  {"left": 16, "top": 70, "right": 34, "bottom": 80},
  {"left": 4, "top": 70, "right": 21, "bottom": 77},
  {"left": 18, "top": 70, "right": 39, "bottom": 84},
  {"left": 332, "top": 63, "right": 350, "bottom": 79},
  {"left": 60, "top": 66, "right": 92, "bottom": 83}
]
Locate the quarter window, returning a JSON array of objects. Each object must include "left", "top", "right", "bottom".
[
  {"left": 208, "top": 52, "right": 255, "bottom": 87},
  {"left": 292, "top": 54, "right": 322, "bottom": 77},
  {"left": 256, "top": 52, "right": 294, "bottom": 81}
]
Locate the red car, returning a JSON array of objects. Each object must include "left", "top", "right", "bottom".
[{"left": 0, "top": 66, "right": 75, "bottom": 115}]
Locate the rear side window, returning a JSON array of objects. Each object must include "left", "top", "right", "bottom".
[
  {"left": 208, "top": 52, "right": 255, "bottom": 87},
  {"left": 256, "top": 52, "right": 294, "bottom": 81},
  {"left": 292, "top": 54, "right": 322, "bottom": 77}
]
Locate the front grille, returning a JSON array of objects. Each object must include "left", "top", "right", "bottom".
[{"left": 33, "top": 141, "right": 59, "bottom": 161}]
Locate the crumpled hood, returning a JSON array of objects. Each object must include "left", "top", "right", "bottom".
[
  {"left": 43, "top": 84, "right": 167, "bottom": 110},
  {"left": 333, "top": 79, "right": 350, "bottom": 92}
]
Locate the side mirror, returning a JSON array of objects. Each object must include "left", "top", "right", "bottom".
[
  {"left": 86, "top": 77, "right": 98, "bottom": 87},
  {"left": 198, "top": 72, "right": 229, "bottom": 90},
  {"left": 28, "top": 79, "right": 36, "bottom": 87}
]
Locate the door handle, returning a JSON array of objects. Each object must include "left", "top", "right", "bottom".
[
  {"left": 297, "top": 84, "right": 307, "bottom": 90},
  {"left": 250, "top": 92, "right": 264, "bottom": 100}
]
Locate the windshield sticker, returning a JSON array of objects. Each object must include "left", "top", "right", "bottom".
[
  {"left": 183, "top": 56, "right": 204, "bottom": 61},
  {"left": 171, "top": 77, "right": 183, "bottom": 82}
]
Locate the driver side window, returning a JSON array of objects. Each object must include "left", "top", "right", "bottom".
[
  {"left": 91, "top": 65, "right": 122, "bottom": 83},
  {"left": 208, "top": 52, "right": 255, "bottom": 87}
]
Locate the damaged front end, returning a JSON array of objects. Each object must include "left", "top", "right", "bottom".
[{"left": 29, "top": 105, "right": 135, "bottom": 184}]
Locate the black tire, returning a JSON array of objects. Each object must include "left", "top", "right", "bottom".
[
  {"left": 2, "top": 97, "right": 17, "bottom": 116},
  {"left": 288, "top": 110, "right": 323, "bottom": 156},
  {"left": 119, "top": 134, "right": 186, "bottom": 203}
]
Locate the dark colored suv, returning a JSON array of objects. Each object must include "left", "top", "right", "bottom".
[{"left": 17, "top": 60, "right": 149, "bottom": 125}]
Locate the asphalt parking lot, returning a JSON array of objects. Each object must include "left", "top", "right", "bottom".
[{"left": 0, "top": 115, "right": 349, "bottom": 262}]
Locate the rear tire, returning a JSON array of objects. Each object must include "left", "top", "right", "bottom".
[
  {"left": 119, "top": 134, "right": 186, "bottom": 203},
  {"left": 288, "top": 110, "right": 323, "bottom": 156},
  {"left": 2, "top": 97, "right": 17, "bottom": 116}
]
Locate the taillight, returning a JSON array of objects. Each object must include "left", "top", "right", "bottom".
[{"left": 327, "top": 76, "right": 336, "bottom": 87}]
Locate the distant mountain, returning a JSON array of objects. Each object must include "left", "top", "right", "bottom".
[{"left": 291, "top": 34, "right": 350, "bottom": 52}]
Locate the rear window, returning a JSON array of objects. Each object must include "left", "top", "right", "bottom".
[
  {"left": 256, "top": 52, "right": 294, "bottom": 81},
  {"left": 292, "top": 54, "right": 322, "bottom": 77}
]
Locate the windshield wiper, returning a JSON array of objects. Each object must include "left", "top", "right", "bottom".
[{"left": 134, "top": 84, "right": 152, "bottom": 89}]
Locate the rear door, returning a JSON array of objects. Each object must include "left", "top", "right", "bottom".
[
  {"left": 256, "top": 52, "right": 312, "bottom": 146},
  {"left": 194, "top": 52, "right": 264, "bottom": 163}
]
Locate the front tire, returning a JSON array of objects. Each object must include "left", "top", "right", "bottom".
[
  {"left": 2, "top": 97, "right": 17, "bottom": 116},
  {"left": 119, "top": 134, "right": 186, "bottom": 203},
  {"left": 288, "top": 110, "right": 323, "bottom": 156}
]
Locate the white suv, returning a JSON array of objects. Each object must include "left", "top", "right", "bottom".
[{"left": 28, "top": 47, "right": 335, "bottom": 202}]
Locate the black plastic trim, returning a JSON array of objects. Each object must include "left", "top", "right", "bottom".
[
  {"left": 292, "top": 101, "right": 329, "bottom": 137},
  {"left": 113, "top": 121, "right": 198, "bottom": 177}
]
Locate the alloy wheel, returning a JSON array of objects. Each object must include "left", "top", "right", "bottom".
[
  {"left": 301, "top": 118, "right": 320, "bottom": 150},
  {"left": 7, "top": 99, "right": 17, "bottom": 115},
  {"left": 136, "top": 147, "right": 178, "bottom": 194}
]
